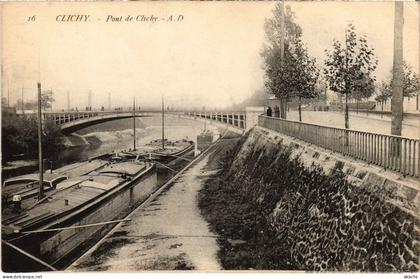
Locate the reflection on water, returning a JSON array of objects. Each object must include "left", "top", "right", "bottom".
[{"left": 3, "top": 116, "right": 217, "bottom": 179}]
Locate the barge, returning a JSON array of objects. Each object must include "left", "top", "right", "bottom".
[
  {"left": 139, "top": 139, "right": 194, "bottom": 163},
  {"left": 2, "top": 159, "right": 157, "bottom": 272},
  {"left": 2, "top": 173, "right": 68, "bottom": 204}
]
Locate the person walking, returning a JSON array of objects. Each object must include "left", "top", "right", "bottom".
[{"left": 266, "top": 106, "right": 272, "bottom": 117}]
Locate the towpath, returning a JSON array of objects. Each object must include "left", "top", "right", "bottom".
[{"left": 69, "top": 149, "right": 222, "bottom": 271}]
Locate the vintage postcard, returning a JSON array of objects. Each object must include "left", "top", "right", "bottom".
[{"left": 1, "top": 1, "right": 419, "bottom": 278}]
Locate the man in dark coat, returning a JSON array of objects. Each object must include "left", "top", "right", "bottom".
[{"left": 266, "top": 106, "right": 272, "bottom": 117}]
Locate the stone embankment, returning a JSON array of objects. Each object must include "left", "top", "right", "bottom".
[{"left": 199, "top": 126, "right": 419, "bottom": 272}]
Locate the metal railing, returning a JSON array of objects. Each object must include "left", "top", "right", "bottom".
[
  {"left": 258, "top": 115, "right": 420, "bottom": 177},
  {"left": 43, "top": 111, "right": 155, "bottom": 125},
  {"left": 185, "top": 111, "right": 246, "bottom": 129}
]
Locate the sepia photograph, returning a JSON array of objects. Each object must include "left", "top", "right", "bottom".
[{"left": 0, "top": 1, "right": 419, "bottom": 277}]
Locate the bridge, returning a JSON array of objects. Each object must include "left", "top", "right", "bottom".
[
  {"left": 18, "top": 110, "right": 248, "bottom": 134},
  {"left": 43, "top": 111, "right": 154, "bottom": 134},
  {"left": 17, "top": 108, "right": 419, "bottom": 177}
]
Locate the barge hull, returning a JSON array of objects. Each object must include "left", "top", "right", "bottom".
[{"left": 2, "top": 165, "right": 157, "bottom": 272}]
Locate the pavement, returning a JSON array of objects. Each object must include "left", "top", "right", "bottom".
[{"left": 286, "top": 110, "right": 419, "bottom": 139}]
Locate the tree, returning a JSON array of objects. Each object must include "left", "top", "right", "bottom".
[
  {"left": 262, "top": 4, "right": 319, "bottom": 120},
  {"left": 317, "top": 79, "right": 329, "bottom": 104},
  {"left": 42, "top": 118, "right": 65, "bottom": 157},
  {"left": 289, "top": 39, "right": 320, "bottom": 121},
  {"left": 324, "top": 23, "right": 378, "bottom": 129},
  {"left": 401, "top": 62, "right": 420, "bottom": 97},
  {"left": 400, "top": 62, "right": 420, "bottom": 111},
  {"left": 375, "top": 62, "right": 419, "bottom": 113},
  {"left": 262, "top": 4, "right": 299, "bottom": 119},
  {"left": 351, "top": 66, "right": 376, "bottom": 114},
  {"left": 375, "top": 81, "right": 392, "bottom": 113},
  {"left": 41, "top": 90, "right": 55, "bottom": 110},
  {"left": 1, "top": 112, "right": 64, "bottom": 163}
]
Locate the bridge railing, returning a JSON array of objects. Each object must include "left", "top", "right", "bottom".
[
  {"left": 184, "top": 111, "right": 246, "bottom": 129},
  {"left": 258, "top": 115, "right": 420, "bottom": 177},
  {"left": 44, "top": 111, "right": 151, "bottom": 125}
]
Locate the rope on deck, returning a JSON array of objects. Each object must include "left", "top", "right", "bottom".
[
  {"left": 18, "top": 218, "right": 131, "bottom": 234},
  {"left": 151, "top": 160, "right": 177, "bottom": 172}
]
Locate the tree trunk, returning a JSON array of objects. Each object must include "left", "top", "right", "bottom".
[
  {"left": 280, "top": 98, "right": 284, "bottom": 119},
  {"left": 278, "top": 99, "right": 282, "bottom": 118},
  {"left": 298, "top": 96, "right": 302, "bottom": 122},
  {"left": 344, "top": 93, "right": 349, "bottom": 129},
  {"left": 344, "top": 93, "right": 349, "bottom": 147},
  {"left": 416, "top": 94, "right": 419, "bottom": 111},
  {"left": 284, "top": 99, "right": 288, "bottom": 119},
  {"left": 356, "top": 97, "right": 359, "bottom": 114},
  {"left": 381, "top": 101, "right": 384, "bottom": 118},
  {"left": 280, "top": 98, "right": 287, "bottom": 119}
]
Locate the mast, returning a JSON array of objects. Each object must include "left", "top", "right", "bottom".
[
  {"left": 37, "top": 82, "right": 44, "bottom": 200},
  {"left": 21, "top": 68, "right": 25, "bottom": 114},
  {"left": 21, "top": 85, "right": 24, "bottom": 114},
  {"left": 88, "top": 90, "right": 92, "bottom": 110},
  {"left": 204, "top": 106, "right": 207, "bottom": 131},
  {"left": 161, "top": 95, "right": 165, "bottom": 150},
  {"left": 133, "top": 97, "right": 136, "bottom": 150},
  {"left": 108, "top": 92, "right": 111, "bottom": 110},
  {"left": 7, "top": 79, "right": 10, "bottom": 107}
]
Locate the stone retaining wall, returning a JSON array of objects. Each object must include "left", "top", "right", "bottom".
[{"left": 228, "top": 126, "right": 419, "bottom": 272}]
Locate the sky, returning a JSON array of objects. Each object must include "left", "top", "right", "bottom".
[{"left": 1, "top": 1, "right": 419, "bottom": 110}]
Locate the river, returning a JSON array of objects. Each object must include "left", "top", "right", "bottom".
[{"left": 2, "top": 115, "right": 217, "bottom": 180}]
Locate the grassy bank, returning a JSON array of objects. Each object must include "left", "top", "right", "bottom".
[{"left": 198, "top": 134, "right": 296, "bottom": 270}]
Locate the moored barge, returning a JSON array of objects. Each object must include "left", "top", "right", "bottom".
[
  {"left": 2, "top": 159, "right": 157, "bottom": 272},
  {"left": 140, "top": 139, "right": 194, "bottom": 163},
  {"left": 2, "top": 173, "right": 68, "bottom": 204}
]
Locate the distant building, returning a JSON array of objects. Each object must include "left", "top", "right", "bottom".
[{"left": 2, "top": 100, "right": 16, "bottom": 115}]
